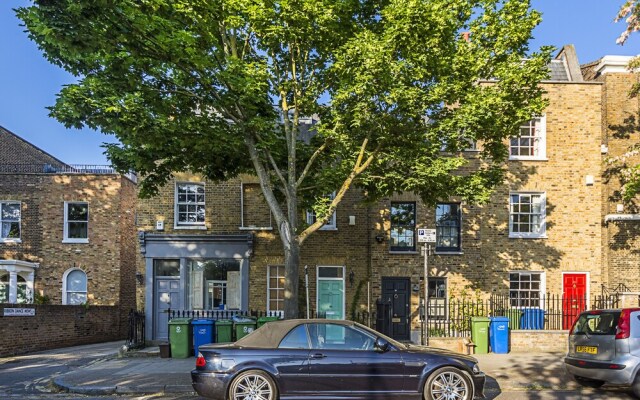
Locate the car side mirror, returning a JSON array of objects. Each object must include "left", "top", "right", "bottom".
[{"left": 375, "top": 337, "right": 390, "bottom": 352}]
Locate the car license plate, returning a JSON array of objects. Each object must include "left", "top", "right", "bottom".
[{"left": 576, "top": 346, "right": 597, "bottom": 354}]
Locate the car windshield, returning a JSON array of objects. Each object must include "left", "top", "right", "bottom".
[{"left": 573, "top": 311, "right": 620, "bottom": 335}]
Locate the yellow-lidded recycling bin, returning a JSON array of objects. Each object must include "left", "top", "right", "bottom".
[
  {"left": 215, "top": 319, "right": 233, "bottom": 343},
  {"left": 471, "top": 316, "right": 490, "bottom": 354},
  {"left": 257, "top": 316, "right": 280, "bottom": 328},
  {"left": 169, "top": 318, "right": 192, "bottom": 358},
  {"left": 233, "top": 316, "right": 257, "bottom": 340}
]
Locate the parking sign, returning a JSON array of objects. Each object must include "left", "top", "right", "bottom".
[{"left": 418, "top": 228, "right": 436, "bottom": 243}]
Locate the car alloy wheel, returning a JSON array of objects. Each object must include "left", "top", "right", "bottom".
[
  {"left": 424, "top": 366, "right": 472, "bottom": 400},
  {"left": 230, "top": 370, "right": 277, "bottom": 400}
]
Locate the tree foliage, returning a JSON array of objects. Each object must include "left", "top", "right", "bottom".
[{"left": 17, "top": 0, "right": 551, "bottom": 317}]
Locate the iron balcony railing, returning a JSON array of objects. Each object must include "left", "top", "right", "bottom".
[{"left": 0, "top": 163, "right": 137, "bottom": 183}]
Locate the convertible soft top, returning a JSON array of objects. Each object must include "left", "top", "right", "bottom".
[{"left": 234, "top": 318, "right": 358, "bottom": 348}]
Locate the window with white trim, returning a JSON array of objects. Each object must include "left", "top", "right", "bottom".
[
  {"left": 267, "top": 265, "right": 285, "bottom": 315},
  {"left": 63, "top": 202, "right": 88, "bottom": 243},
  {"left": 63, "top": 269, "right": 87, "bottom": 305},
  {"left": 509, "top": 193, "right": 546, "bottom": 238},
  {"left": 435, "top": 203, "right": 461, "bottom": 252},
  {"left": 510, "top": 116, "right": 546, "bottom": 160},
  {"left": 175, "top": 183, "right": 205, "bottom": 227},
  {"left": 390, "top": 202, "right": 416, "bottom": 252},
  {"left": 509, "top": 272, "right": 544, "bottom": 308},
  {"left": 1, "top": 201, "right": 21, "bottom": 241},
  {"left": 306, "top": 193, "right": 336, "bottom": 230}
]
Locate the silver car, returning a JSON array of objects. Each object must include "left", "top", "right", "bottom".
[{"left": 564, "top": 308, "right": 640, "bottom": 398}]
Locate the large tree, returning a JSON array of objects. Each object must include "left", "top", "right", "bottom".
[{"left": 18, "top": 0, "right": 550, "bottom": 318}]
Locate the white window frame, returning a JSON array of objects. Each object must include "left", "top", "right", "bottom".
[
  {"left": 509, "top": 115, "right": 547, "bottom": 160},
  {"left": 509, "top": 271, "right": 546, "bottom": 308},
  {"left": 267, "top": 265, "right": 285, "bottom": 317},
  {"left": 306, "top": 193, "right": 337, "bottom": 230},
  {"left": 174, "top": 182, "right": 206, "bottom": 229},
  {"left": 63, "top": 201, "right": 89, "bottom": 243},
  {"left": 0, "top": 201, "right": 22, "bottom": 243},
  {"left": 509, "top": 192, "right": 546, "bottom": 239},
  {"left": 62, "top": 268, "right": 88, "bottom": 305}
]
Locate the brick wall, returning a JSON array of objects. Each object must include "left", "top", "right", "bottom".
[
  {"left": 599, "top": 73, "right": 640, "bottom": 291},
  {"left": 0, "top": 173, "right": 137, "bottom": 307},
  {"left": 369, "top": 82, "right": 604, "bottom": 332},
  {"left": 0, "top": 304, "right": 124, "bottom": 357}
]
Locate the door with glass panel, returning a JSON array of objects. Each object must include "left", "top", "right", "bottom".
[{"left": 154, "top": 260, "right": 180, "bottom": 340}]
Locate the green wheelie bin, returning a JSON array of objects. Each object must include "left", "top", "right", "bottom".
[
  {"left": 257, "top": 316, "right": 280, "bottom": 328},
  {"left": 471, "top": 316, "right": 490, "bottom": 354},
  {"left": 169, "top": 318, "right": 192, "bottom": 358},
  {"left": 233, "top": 316, "right": 257, "bottom": 340},
  {"left": 505, "top": 309, "right": 523, "bottom": 330},
  {"left": 215, "top": 319, "right": 233, "bottom": 343}
]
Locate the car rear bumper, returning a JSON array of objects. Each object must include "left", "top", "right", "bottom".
[
  {"left": 191, "top": 369, "right": 232, "bottom": 398},
  {"left": 564, "top": 357, "right": 637, "bottom": 385}
]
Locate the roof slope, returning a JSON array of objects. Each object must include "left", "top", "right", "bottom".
[{"left": 0, "top": 125, "right": 68, "bottom": 168}]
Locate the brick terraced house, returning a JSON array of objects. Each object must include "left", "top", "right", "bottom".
[
  {"left": 136, "top": 46, "right": 640, "bottom": 343},
  {"left": 0, "top": 126, "right": 137, "bottom": 310}
]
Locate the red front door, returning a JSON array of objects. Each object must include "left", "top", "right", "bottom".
[{"left": 562, "top": 273, "right": 587, "bottom": 329}]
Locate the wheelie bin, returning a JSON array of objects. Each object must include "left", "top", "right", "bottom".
[
  {"left": 192, "top": 319, "right": 215, "bottom": 355},
  {"left": 471, "top": 316, "right": 490, "bottom": 354},
  {"left": 215, "top": 319, "right": 233, "bottom": 343},
  {"left": 169, "top": 318, "right": 192, "bottom": 358},
  {"left": 489, "top": 316, "right": 509, "bottom": 354}
]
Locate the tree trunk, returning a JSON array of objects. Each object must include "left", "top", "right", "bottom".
[{"left": 283, "top": 238, "right": 300, "bottom": 319}]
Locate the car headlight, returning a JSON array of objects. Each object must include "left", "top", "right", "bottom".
[{"left": 472, "top": 363, "right": 481, "bottom": 374}]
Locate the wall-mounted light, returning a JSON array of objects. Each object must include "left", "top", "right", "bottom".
[
  {"left": 348, "top": 216, "right": 356, "bottom": 225},
  {"left": 375, "top": 235, "right": 385, "bottom": 244},
  {"left": 349, "top": 270, "right": 355, "bottom": 287},
  {"left": 136, "top": 272, "right": 144, "bottom": 285}
]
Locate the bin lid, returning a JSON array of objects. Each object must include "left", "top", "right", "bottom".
[
  {"left": 490, "top": 316, "right": 509, "bottom": 322},
  {"left": 258, "top": 316, "right": 280, "bottom": 321},
  {"left": 470, "top": 316, "right": 491, "bottom": 322},
  {"left": 233, "top": 315, "right": 257, "bottom": 322},
  {"left": 215, "top": 319, "right": 233, "bottom": 325},
  {"left": 169, "top": 318, "right": 192, "bottom": 324},
  {"left": 192, "top": 319, "right": 215, "bottom": 325}
]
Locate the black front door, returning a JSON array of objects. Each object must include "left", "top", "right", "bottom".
[{"left": 381, "top": 277, "right": 410, "bottom": 341}]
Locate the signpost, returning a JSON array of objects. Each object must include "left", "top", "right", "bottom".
[{"left": 418, "top": 229, "right": 436, "bottom": 346}]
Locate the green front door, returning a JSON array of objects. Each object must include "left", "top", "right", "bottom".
[{"left": 317, "top": 266, "right": 345, "bottom": 322}]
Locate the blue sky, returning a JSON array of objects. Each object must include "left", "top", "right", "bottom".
[{"left": 0, "top": 1, "right": 638, "bottom": 165}]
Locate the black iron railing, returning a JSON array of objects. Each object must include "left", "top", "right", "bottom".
[
  {"left": 0, "top": 163, "right": 137, "bottom": 182},
  {"left": 126, "top": 309, "right": 145, "bottom": 349}
]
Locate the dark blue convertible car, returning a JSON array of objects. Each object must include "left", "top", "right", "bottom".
[{"left": 191, "top": 319, "right": 485, "bottom": 400}]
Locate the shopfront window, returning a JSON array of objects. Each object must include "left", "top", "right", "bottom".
[{"left": 187, "top": 259, "right": 241, "bottom": 310}]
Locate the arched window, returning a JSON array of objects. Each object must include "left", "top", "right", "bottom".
[{"left": 63, "top": 269, "right": 87, "bottom": 305}]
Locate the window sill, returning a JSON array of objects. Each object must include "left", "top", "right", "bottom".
[
  {"left": 434, "top": 251, "right": 464, "bottom": 255},
  {"left": 239, "top": 226, "right": 273, "bottom": 231},
  {"left": 174, "top": 225, "right": 207, "bottom": 230},
  {"left": 62, "top": 239, "right": 89, "bottom": 244},
  {"left": 508, "top": 157, "right": 548, "bottom": 161},
  {"left": 0, "top": 239, "right": 22, "bottom": 244},
  {"left": 389, "top": 251, "right": 419, "bottom": 255},
  {"left": 318, "top": 227, "right": 338, "bottom": 231},
  {"left": 509, "top": 234, "right": 547, "bottom": 239}
]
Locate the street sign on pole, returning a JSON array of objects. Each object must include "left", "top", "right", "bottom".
[{"left": 418, "top": 228, "right": 436, "bottom": 243}]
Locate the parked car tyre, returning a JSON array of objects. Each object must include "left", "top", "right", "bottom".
[
  {"left": 573, "top": 375, "right": 605, "bottom": 388},
  {"left": 424, "top": 366, "right": 472, "bottom": 400},
  {"left": 632, "top": 372, "right": 640, "bottom": 399},
  {"left": 229, "top": 369, "right": 278, "bottom": 400}
]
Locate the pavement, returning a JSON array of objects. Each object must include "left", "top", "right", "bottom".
[{"left": 1, "top": 341, "right": 628, "bottom": 398}]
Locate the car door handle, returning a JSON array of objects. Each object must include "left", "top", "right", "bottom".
[{"left": 310, "top": 353, "right": 327, "bottom": 359}]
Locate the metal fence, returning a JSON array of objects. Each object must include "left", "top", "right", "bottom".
[
  {"left": 163, "top": 293, "right": 621, "bottom": 340},
  {"left": 0, "top": 163, "right": 137, "bottom": 182},
  {"left": 421, "top": 294, "right": 620, "bottom": 337},
  {"left": 126, "top": 309, "right": 145, "bottom": 349}
]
